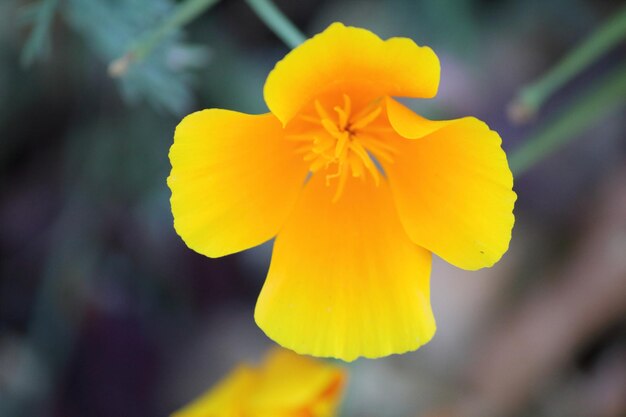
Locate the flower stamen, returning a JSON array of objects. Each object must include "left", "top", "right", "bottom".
[
  {"left": 350, "top": 106, "right": 382, "bottom": 131},
  {"left": 333, "top": 94, "right": 352, "bottom": 130},
  {"left": 294, "top": 94, "right": 395, "bottom": 201}
]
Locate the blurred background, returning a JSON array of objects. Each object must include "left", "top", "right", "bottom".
[{"left": 1, "top": 0, "right": 625, "bottom": 416}]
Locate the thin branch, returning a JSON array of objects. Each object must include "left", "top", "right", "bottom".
[
  {"left": 244, "top": 0, "right": 306, "bottom": 49},
  {"left": 508, "top": 4, "right": 626, "bottom": 123},
  {"left": 109, "top": 0, "right": 221, "bottom": 77}
]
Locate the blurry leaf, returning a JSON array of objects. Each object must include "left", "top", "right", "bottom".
[
  {"left": 19, "top": 0, "right": 59, "bottom": 67},
  {"left": 62, "top": 0, "right": 204, "bottom": 114}
]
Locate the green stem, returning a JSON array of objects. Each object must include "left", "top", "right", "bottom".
[
  {"left": 511, "top": 4, "right": 626, "bottom": 121},
  {"left": 109, "top": 0, "right": 221, "bottom": 76},
  {"left": 20, "top": 0, "right": 59, "bottom": 67},
  {"left": 245, "top": 0, "right": 306, "bottom": 49},
  {"left": 510, "top": 62, "right": 626, "bottom": 176}
]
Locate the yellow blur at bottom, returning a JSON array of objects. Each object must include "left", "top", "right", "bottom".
[{"left": 171, "top": 348, "right": 346, "bottom": 417}]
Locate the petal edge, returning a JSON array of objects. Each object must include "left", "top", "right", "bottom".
[
  {"left": 384, "top": 114, "right": 516, "bottom": 270},
  {"left": 168, "top": 110, "right": 308, "bottom": 258},
  {"left": 255, "top": 174, "right": 436, "bottom": 361},
  {"left": 265, "top": 23, "right": 440, "bottom": 126}
]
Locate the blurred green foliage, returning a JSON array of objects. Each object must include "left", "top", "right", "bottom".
[
  {"left": 20, "top": 0, "right": 211, "bottom": 113},
  {"left": 1, "top": 1, "right": 625, "bottom": 417}
]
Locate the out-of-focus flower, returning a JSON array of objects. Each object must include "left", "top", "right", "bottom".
[
  {"left": 171, "top": 348, "right": 346, "bottom": 417},
  {"left": 168, "top": 23, "right": 516, "bottom": 361}
]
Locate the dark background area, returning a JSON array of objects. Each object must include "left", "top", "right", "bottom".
[{"left": 1, "top": 0, "right": 625, "bottom": 416}]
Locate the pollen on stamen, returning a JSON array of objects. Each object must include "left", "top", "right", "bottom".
[{"left": 291, "top": 95, "right": 396, "bottom": 201}]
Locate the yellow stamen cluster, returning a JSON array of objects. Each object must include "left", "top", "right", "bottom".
[{"left": 289, "top": 95, "right": 396, "bottom": 201}]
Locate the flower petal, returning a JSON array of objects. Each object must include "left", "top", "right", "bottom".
[
  {"left": 255, "top": 174, "right": 436, "bottom": 362},
  {"left": 248, "top": 348, "right": 346, "bottom": 414},
  {"left": 384, "top": 109, "right": 517, "bottom": 270},
  {"left": 168, "top": 110, "right": 308, "bottom": 258},
  {"left": 264, "top": 22, "right": 440, "bottom": 125},
  {"left": 385, "top": 96, "right": 454, "bottom": 139},
  {"left": 171, "top": 365, "right": 256, "bottom": 417}
]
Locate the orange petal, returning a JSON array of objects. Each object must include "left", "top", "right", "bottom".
[
  {"left": 171, "top": 348, "right": 345, "bottom": 417},
  {"left": 384, "top": 109, "right": 517, "bottom": 270},
  {"left": 385, "top": 96, "right": 455, "bottom": 138},
  {"left": 255, "top": 174, "right": 436, "bottom": 361},
  {"left": 249, "top": 348, "right": 346, "bottom": 416},
  {"left": 168, "top": 110, "right": 308, "bottom": 258},
  {"left": 171, "top": 365, "right": 256, "bottom": 417},
  {"left": 265, "top": 23, "right": 440, "bottom": 126}
]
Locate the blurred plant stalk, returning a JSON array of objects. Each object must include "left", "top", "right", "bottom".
[
  {"left": 108, "top": 0, "right": 305, "bottom": 77},
  {"left": 244, "top": 0, "right": 306, "bottom": 48},
  {"left": 109, "top": 0, "right": 221, "bottom": 77},
  {"left": 19, "top": 0, "right": 59, "bottom": 66},
  {"left": 509, "top": 61, "right": 626, "bottom": 175},
  {"left": 422, "top": 166, "right": 626, "bottom": 417},
  {"left": 508, "top": 4, "right": 626, "bottom": 123}
]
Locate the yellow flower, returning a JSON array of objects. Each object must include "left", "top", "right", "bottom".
[
  {"left": 171, "top": 348, "right": 346, "bottom": 417},
  {"left": 168, "top": 23, "right": 516, "bottom": 361}
]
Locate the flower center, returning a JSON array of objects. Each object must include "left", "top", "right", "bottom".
[{"left": 288, "top": 94, "right": 396, "bottom": 201}]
